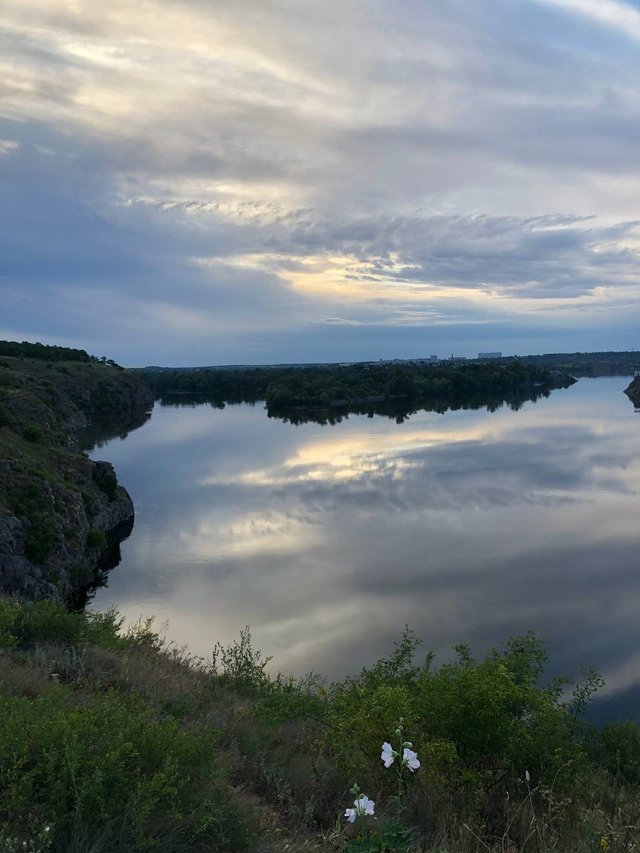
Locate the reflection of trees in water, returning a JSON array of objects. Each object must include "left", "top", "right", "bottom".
[
  {"left": 153, "top": 389, "right": 552, "bottom": 426},
  {"left": 69, "top": 518, "right": 133, "bottom": 610},
  {"left": 156, "top": 393, "right": 261, "bottom": 409},
  {"left": 267, "top": 389, "right": 550, "bottom": 426},
  {"left": 80, "top": 409, "right": 153, "bottom": 450}
]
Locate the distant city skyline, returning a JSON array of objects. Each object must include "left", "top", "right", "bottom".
[{"left": 1, "top": 0, "right": 639, "bottom": 366}]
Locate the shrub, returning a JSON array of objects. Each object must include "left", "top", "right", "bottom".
[
  {"left": 96, "top": 472, "right": 117, "bottom": 500},
  {"left": 86, "top": 530, "right": 107, "bottom": 550},
  {"left": 0, "top": 599, "right": 21, "bottom": 648},
  {"left": 590, "top": 721, "right": 640, "bottom": 785},
  {"left": 24, "top": 515, "right": 55, "bottom": 563},
  {"left": 327, "top": 630, "right": 591, "bottom": 799},
  {"left": 84, "top": 608, "right": 128, "bottom": 651},
  {"left": 11, "top": 600, "right": 85, "bottom": 647},
  {"left": 0, "top": 600, "right": 127, "bottom": 653},
  {"left": 0, "top": 688, "right": 250, "bottom": 851},
  {"left": 212, "top": 625, "right": 272, "bottom": 688},
  {"left": 10, "top": 482, "right": 46, "bottom": 518}
]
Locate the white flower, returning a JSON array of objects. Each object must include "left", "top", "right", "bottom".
[
  {"left": 381, "top": 741, "right": 395, "bottom": 767},
  {"left": 402, "top": 745, "right": 420, "bottom": 772},
  {"left": 345, "top": 794, "right": 375, "bottom": 823},
  {"left": 525, "top": 770, "right": 530, "bottom": 783}
]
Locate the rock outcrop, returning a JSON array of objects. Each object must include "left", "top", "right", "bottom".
[
  {"left": 624, "top": 375, "right": 640, "bottom": 408},
  {"left": 0, "top": 358, "right": 153, "bottom": 601}
]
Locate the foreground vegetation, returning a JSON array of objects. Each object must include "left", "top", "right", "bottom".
[{"left": 1, "top": 598, "right": 639, "bottom": 852}]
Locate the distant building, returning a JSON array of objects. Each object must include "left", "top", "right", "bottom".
[{"left": 478, "top": 351, "right": 502, "bottom": 359}]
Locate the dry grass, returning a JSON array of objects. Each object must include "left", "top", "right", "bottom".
[{"left": 0, "top": 651, "right": 52, "bottom": 697}]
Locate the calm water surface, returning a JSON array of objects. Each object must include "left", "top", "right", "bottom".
[{"left": 91, "top": 377, "right": 640, "bottom": 720}]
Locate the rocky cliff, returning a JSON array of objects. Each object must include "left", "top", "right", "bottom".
[
  {"left": 624, "top": 375, "right": 640, "bottom": 408},
  {"left": 0, "top": 357, "right": 153, "bottom": 602}
]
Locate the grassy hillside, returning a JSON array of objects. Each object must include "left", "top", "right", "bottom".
[{"left": 0, "top": 599, "right": 639, "bottom": 852}]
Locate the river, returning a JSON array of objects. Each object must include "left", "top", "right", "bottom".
[{"left": 90, "top": 376, "right": 640, "bottom": 721}]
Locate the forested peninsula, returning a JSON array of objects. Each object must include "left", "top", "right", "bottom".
[
  {"left": 141, "top": 358, "right": 576, "bottom": 416},
  {"left": 0, "top": 343, "right": 152, "bottom": 602}
]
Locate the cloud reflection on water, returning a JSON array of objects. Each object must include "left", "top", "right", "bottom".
[{"left": 91, "top": 378, "right": 640, "bottom": 719}]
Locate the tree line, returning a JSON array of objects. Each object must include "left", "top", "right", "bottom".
[
  {"left": 0, "top": 339, "right": 121, "bottom": 366},
  {"left": 142, "top": 360, "right": 575, "bottom": 409}
]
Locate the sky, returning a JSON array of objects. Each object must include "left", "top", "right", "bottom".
[{"left": 1, "top": 0, "right": 639, "bottom": 366}]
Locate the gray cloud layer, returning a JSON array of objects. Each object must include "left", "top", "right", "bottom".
[{"left": 1, "top": 0, "right": 639, "bottom": 363}]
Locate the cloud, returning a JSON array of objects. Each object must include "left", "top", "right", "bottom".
[
  {"left": 531, "top": 0, "right": 640, "bottom": 41},
  {"left": 1, "top": 0, "right": 639, "bottom": 362},
  {"left": 92, "top": 385, "right": 640, "bottom": 693},
  {"left": 0, "top": 139, "right": 19, "bottom": 155},
  {"left": 134, "top": 201, "right": 640, "bottom": 302}
]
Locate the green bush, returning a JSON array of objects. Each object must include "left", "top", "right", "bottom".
[
  {"left": 11, "top": 600, "right": 85, "bottom": 647},
  {"left": 84, "top": 608, "right": 129, "bottom": 650},
  {"left": 0, "top": 598, "right": 21, "bottom": 648},
  {"left": 96, "top": 472, "right": 117, "bottom": 500},
  {"left": 0, "top": 688, "right": 250, "bottom": 851},
  {"left": 86, "top": 530, "right": 107, "bottom": 549},
  {"left": 590, "top": 721, "right": 640, "bottom": 785},
  {"left": 0, "top": 600, "right": 128, "bottom": 653},
  {"left": 212, "top": 625, "right": 272, "bottom": 688},
  {"left": 11, "top": 483, "right": 56, "bottom": 564},
  {"left": 327, "top": 631, "right": 591, "bottom": 798},
  {"left": 25, "top": 515, "right": 56, "bottom": 563},
  {"left": 10, "top": 482, "right": 45, "bottom": 518}
]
